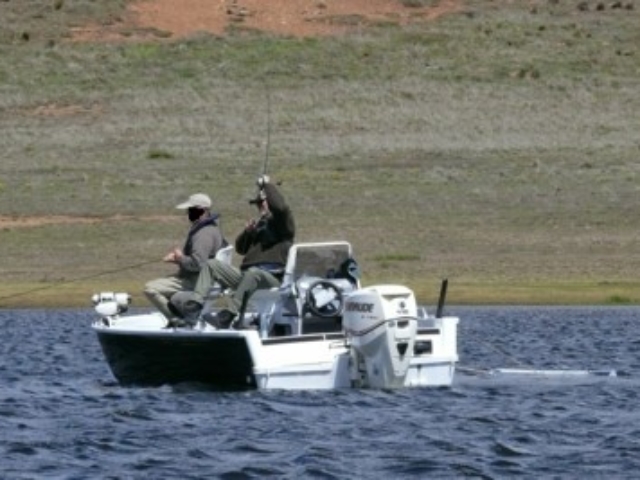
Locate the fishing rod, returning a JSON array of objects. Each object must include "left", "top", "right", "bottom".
[
  {"left": 249, "top": 82, "right": 277, "bottom": 210},
  {"left": 0, "top": 258, "right": 158, "bottom": 305},
  {"left": 262, "top": 82, "right": 272, "bottom": 177}
]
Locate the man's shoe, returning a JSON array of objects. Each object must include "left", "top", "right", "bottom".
[
  {"left": 182, "top": 300, "right": 203, "bottom": 321},
  {"left": 233, "top": 314, "right": 259, "bottom": 330},
  {"left": 203, "top": 309, "right": 236, "bottom": 329},
  {"left": 165, "top": 317, "right": 191, "bottom": 329},
  {"left": 169, "top": 292, "right": 203, "bottom": 320}
]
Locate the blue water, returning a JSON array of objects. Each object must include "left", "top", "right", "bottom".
[{"left": 1, "top": 306, "right": 639, "bottom": 479}]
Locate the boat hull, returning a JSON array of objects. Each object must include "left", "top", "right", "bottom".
[
  {"left": 95, "top": 328, "right": 257, "bottom": 388},
  {"left": 94, "top": 322, "right": 458, "bottom": 390}
]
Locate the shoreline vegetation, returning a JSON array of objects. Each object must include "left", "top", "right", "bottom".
[
  {"left": 1, "top": 279, "right": 638, "bottom": 309},
  {"left": 1, "top": 1, "right": 639, "bottom": 309}
]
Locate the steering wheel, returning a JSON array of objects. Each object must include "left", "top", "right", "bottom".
[{"left": 305, "top": 280, "right": 344, "bottom": 318}]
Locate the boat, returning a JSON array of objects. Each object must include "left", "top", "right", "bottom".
[{"left": 91, "top": 241, "right": 459, "bottom": 390}]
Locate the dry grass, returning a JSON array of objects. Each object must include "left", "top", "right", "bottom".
[{"left": 1, "top": 1, "right": 640, "bottom": 307}]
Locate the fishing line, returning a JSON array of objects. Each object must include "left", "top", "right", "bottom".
[
  {"left": 456, "top": 330, "right": 537, "bottom": 376},
  {"left": 474, "top": 337, "right": 532, "bottom": 369},
  {"left": 0, "top": 258, "right": 158, "bottom": 305},
  {"left": 187, "top": 76, "right": 275, "bottom": 185},
  {"left": 458, "top": 332, "right": 617, "bottom": 378}
]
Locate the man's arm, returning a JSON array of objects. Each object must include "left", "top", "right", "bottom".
[{"left": 179, "top": 227, "right": 220, "bottom": 273}]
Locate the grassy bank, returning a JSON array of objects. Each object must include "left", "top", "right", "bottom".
[
  {"left": 1, "top": 1, "right": 639, "bottom": 308},
  {"left": 1, "top": 279, "right": 639, "bottom": 310}
]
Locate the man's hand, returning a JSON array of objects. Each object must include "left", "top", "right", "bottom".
[
  {"left": 245, "top": 219, "right": 258, "bottom": 232},
  {"left": 163, "top": 248, "right": 183, "bottom": 263},
  {"left": 257, "top": 175, "right": 270, "bottom": 188}
]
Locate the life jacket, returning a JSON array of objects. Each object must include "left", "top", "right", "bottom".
[{"left": 183, "top": 214, "right": 228, "bottom": 257}]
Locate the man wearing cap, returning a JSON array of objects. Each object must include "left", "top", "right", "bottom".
[
  {"left": 170, "top": 175, "right": 295, "bottom": 328},
  {"left": 143, "top": 193, "right": 226, "bottom": 323}
]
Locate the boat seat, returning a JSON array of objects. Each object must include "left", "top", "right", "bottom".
[
  {"left": 215, "top": 244, "right": 234, "bottom": 264},
  {"left": 206, "top": 245, "right": 234, "bottom": 299}
]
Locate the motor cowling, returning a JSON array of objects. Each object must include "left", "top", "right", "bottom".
[{"left": 343, "top": 285, "right": 418, "bottom": 388}]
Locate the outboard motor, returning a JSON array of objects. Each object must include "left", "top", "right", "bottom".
[{"left": 343, "top": 285, "right": 418, "bottom": 388}]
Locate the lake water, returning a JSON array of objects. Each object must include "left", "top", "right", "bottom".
[{"left": 1, "top": 306, "right": 639, "bottom": 478}]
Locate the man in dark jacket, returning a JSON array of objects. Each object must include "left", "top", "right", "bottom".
[
  {"left": 144, "top": 193, "right": 226, "bottom": 321},
  {"left": 171, "top": 175, "right": 295, "bottom": 328}
]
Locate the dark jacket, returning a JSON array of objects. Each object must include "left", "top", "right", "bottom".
[
  {"left": 179, "top": 214, "right": 226, "bottom": 277},
  {"left": 235, "top": 183, "right": 295, "bottom": 271}
]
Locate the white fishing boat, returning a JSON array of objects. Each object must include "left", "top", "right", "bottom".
[{"left": 91, "top": 241, "right": 459, "bottom": 390}]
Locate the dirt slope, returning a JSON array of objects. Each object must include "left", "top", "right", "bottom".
[{"left": 71, "top": 0, "right": 463, "bottom": 41}]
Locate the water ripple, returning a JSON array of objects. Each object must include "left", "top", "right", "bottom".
[{"left": 1, "top": 307, "right": 640, "bottom": 477}]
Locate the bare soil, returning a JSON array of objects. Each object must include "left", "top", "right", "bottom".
[
  {"left": 71, "top": 0, "right": 463, "bottom": 41},
  {"left": 0, "top": 215, "right": 174, "bottom": 229}
]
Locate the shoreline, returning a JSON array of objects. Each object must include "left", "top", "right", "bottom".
[{"left": 1, "top": 280, "right": 637, "bottom": 309}]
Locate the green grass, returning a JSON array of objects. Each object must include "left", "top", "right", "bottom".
[{"left": 1, "top": 1, "right": 640, "bottom": 307}]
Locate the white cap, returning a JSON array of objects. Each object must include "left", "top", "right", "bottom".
[{"left": 176, "top": 193, "right": 212, "bottom": 209}]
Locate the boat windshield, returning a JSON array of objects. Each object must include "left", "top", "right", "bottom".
[{"left": 285, "top": 243, "right": 353, "bottom": 285}]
